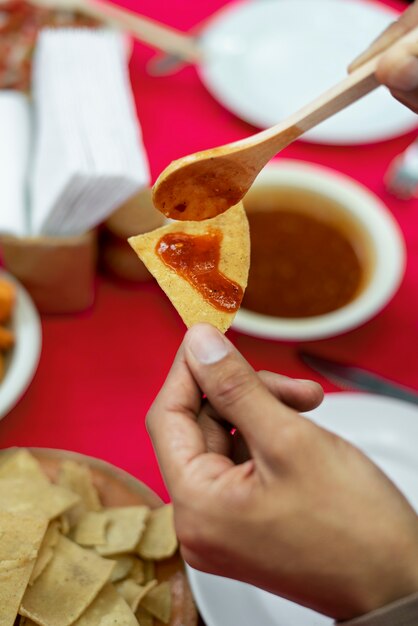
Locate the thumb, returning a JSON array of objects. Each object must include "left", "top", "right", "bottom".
[
  {"left": 375, "top": 42, "right": 418, "bottom": 92},
  {"left": 183, "top": 324, "right": 296, "bottom": 453},
  {"left": 348, "top": 2, "right": 418, "bottom": 73}
]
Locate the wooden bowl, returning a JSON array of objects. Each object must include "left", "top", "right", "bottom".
[{"left": 3, "top": 447, "right": 198, "bottom": 626}]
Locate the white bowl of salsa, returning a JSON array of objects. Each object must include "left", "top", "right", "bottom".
[{"left": 233, "top": 160, "right": 406, "bottom": 341}]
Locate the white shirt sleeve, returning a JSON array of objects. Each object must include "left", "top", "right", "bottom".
[{"left": 338, "top": 592, "right": 418, "bottom": 626}]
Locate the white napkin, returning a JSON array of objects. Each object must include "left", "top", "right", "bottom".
[
  {"left": 0, "top": 91, "right": 31, "bottom": 237},
  {"left": 30, "top": 28, "right": 150, "bottom": 236}
]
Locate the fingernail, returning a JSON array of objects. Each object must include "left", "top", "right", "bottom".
[
  {"left": 385, "top": 55, "right": 418, "bottom": 91},
  {"left": 296, "top": 378, "right": 318, "bottom": 385},
  {"left": 187, "top": 324, "right": 230, "bottom": 364},
  {"left": 296, "top": 378, "right": 322, "bottom": 390}
]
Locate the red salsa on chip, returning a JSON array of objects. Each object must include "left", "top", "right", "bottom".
[{"left": 156, "top": 230, "right": 243, "bottom": 313}]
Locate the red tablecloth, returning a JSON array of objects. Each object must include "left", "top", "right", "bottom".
[{"left": 0, "top": 0, "right": 417, "bottom": 502}]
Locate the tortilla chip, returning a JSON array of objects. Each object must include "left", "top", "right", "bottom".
[
  {"left": 128, "top": 202, "right": 250, "bottom": 333},
  {"left": 58, "top": 461, "right": 102, "bottom": 528},
  {"left": 0, "top": 450, "right": 49, "bottom": 484},
  {"left": 140, "top": 582, "right": 171, "bottom": 624},
  {"left": 116, "top": 579, "right": 157, "bottom": 613},
  {"left": 95, "top": 507, "right": 150, "bottom": 556},
  {"left": 137, "top": 505, "right": 177, "bottom": 561},
  {"left": 73, "top": 584, "right": 138, "bottom": 625},
  {"left": 129, "top": 559, "right": 145, "bottom": 584},
  {"left": 135, "top": 607, "right": 154, "bottom": 626},
  {"left": 73, "top": 512, "right": 109, "bottom": 546},
  {"left": 0, "top": 511, "right": 47, "bottom": 626},
  {"left": 0, "top": 477, "right": 79, "bottom": 520},
  {"left": 29, "top": 521, "right": 61, "bottom": 585},
  {"left": 20, "top": 535, "right": 115, "bottom": 626},
  {"left": 142, "top": 560, "right": 155, "bottom": 583},
  {"left": 109, "top": 555, "right": 136, "bottom": 583},
  {"left": 58, "top": 514, "right": 71, "bottom": 536}
]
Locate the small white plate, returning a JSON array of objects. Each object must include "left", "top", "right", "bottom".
[
  {"left": 199, "top": 0, "right": 418, "bottom": 144},
  {"left": 188, "top": 392, "right": 418, "bottom": 626},
  {"left": 0, "top": 270, "right": 42, "bottom": 419}
]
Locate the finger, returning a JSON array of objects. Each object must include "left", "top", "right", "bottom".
[
  {"left": 197, "top": 405, "right": 232, "bottom": 456},
  {"left": 231, "top": 431, "right": 250, "bottom": 465},
  {"left": 198, "top": 404, "right": 251, "bottom": 464},
  {"left": 146, "top": 343, "right": 208, "bottom": 491},
  {"left": 389, "top": 86, "right": 418, "bottom": 113},
  {"left": 375, "top": 41, "right": 418, "bottom": 92},
  {"left": 349, "top": 21, "right": 406, "bottom": 72},
  {"left": 194, "top": 364, "right": 324, "bottom": 471},
  {"left": 349, "top": 2, "right": 418, "bottom": 72},
  {"left": 183, "top": 324, "right": 298, "bottom": 454},
  {"left": 257, "top": 371, "right": 324, "bottom": 412},
  {"left": 196, "top": 372, "right": 323, "bottom": 456}
]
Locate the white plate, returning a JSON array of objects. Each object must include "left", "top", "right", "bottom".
[
  {"left": 199, "top": 0, "right": 418, "bottom": 144},
  {"left": 0, "top": 270, "right": 42, "bottom": 419},
  {"left": 187, "top": 392, "right": 418, "bottom": 626}
]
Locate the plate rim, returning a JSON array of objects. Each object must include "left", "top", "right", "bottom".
[
  {"left": 0, "top": 269, "right": 42, "bottom": 419},
  {"left": 199, "top": 0, "right": 418, "bottom": 144}
]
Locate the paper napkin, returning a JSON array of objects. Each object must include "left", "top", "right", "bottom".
[
  {"left": 0, "top": 91, "right": 31, "bottom": 237},
  {"left": 30, "top": 28, "right": 150, "bottom": 236}
]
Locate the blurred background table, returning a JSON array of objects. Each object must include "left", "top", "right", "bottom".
[{"left": 0, "top": 0, "right": 417, "bottom": 503}]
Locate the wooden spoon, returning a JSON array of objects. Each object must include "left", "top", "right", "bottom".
[
  {"left": 153, "top": 25, "right": 418, "bottom": 221},
  {"left": 27, "top": 0, "right": 202, "bottom": 62}
]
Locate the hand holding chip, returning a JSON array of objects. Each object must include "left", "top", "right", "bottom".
[
  {"left": 350, "top": 0, "right": 418, "bottom": 112},
  {"left": 147, "top": 323, "right": 418, "bottom": 622}
]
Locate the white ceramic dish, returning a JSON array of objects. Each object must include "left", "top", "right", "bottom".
[
  {"left": 188, "top": 392, "right": 418, "bottom": 626},
  {"left": 0, "top": 270, "right": 42, "bottom": 419},
  {"left": 232, "top": 160, "right": 406, "bottom": 341},
  {"left": 199, "top": 0, "right": 417, "bottom": 144}
]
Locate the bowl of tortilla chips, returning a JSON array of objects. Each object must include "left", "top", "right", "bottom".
[{"left": 0, "top": 447, "right": 197, "bottom": 626}]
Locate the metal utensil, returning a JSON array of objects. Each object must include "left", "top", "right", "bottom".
[
  {"left": 147, "top": 51, "right": 189, "bottom": 76},
  {"left": 299, "top": 351, "right": 418, "bottom": 405},
  {"left": 385, "top": 138, "right": 418, "bottom": 200}
]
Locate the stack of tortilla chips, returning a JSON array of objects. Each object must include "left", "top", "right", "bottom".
[{"left": 0, "top": 449, "right": 177, "bottom": 625}]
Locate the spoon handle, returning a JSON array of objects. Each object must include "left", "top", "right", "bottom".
[{"left": 78, "top": 0, "right": 202, "bottom": 62}]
